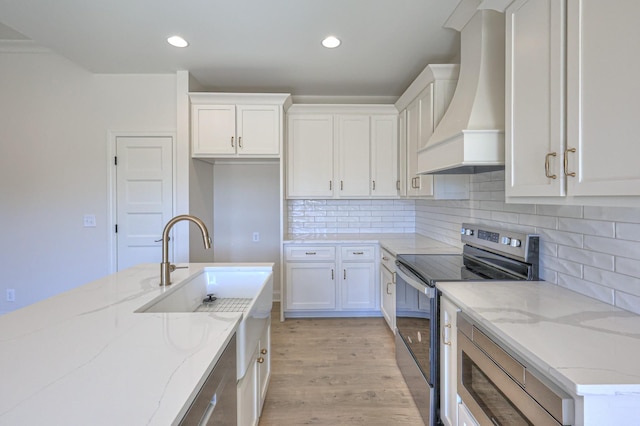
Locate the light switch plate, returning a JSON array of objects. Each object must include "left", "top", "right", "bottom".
[{"left": 83, "top": 214, "right": 96, "bottom": 227}]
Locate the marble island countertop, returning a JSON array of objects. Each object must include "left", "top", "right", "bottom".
[
  {"left": 0, "top": 263, "right": 271, "bottom": 425},
  {"left": 438, "top": 280, "right": 640, "bottom": 423},
  {"left": 284, "top": 232, "right": 462, "bottom": 256}
]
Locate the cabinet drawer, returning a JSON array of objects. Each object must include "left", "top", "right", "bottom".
[
  {"left": 380, "top": 248, "right": 396, "bottom": 272},
  {"left": 341, "top": 245, "right": 376, "bottom": 261},
  {"left": 285, "top": 245, "right": 336, "bottom": 261}
]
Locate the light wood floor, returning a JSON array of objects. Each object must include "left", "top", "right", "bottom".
[{"left": 258, "top": 303, "right": 423, "bottom": 425}]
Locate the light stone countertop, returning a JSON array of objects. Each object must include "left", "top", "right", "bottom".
[
  {"left": 0, "top": 263, "right": 271, "bottom": 426},
  {"left": 284, "top": 233, "right": 462, "bottom": 256},
  {"left": 438, "top": 280, "right": 640, "bottom": 398}
]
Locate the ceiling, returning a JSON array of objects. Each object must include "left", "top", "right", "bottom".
[{"left": 0, "top": 0, "right": 461, "bottom": 99}]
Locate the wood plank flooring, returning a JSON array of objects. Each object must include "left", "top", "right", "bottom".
[{"left": 258, "top": 304, "right": 423, "bottom": 425}]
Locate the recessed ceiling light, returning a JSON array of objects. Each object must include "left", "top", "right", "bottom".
[
  {"left": 321, "top": 36, "right": 341, "bottom": 49},
  {"left": 167, "top": 35, "right": 189, "bottom": 48}
]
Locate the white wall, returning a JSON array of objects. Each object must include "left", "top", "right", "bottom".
[
  {"left": 0, "top": 45, "right": 177, "bottom": 313},
  {"left": 213, "top": 162, "right": 282, "bottom": 297}
]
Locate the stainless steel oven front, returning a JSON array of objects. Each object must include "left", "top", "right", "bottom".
[
  {"left": 395, "top": 263, "right": 439, "bottom": 426},
  {"left": 457, "top": 313, "right": 574, "bottom": 426}
]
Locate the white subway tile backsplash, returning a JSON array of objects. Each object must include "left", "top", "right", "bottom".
[
  {"left": 558, "top": 218, "right": 615, "bottom": 237},
  {"left": 288, "top": 171, "right": 640, "bottom": 313}
]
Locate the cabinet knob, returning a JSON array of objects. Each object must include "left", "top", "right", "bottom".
[
  {"left": 257, "top": 357, "right": 265, "bottom": 364},
  {"left": 564, "top": 147, "right": 576, "bottom": 177},
  {"left": 261, "top": 348, "right": 267, "bottom": 355},
  {"left": 545, "top": 152, "right": 557, "bottom": 179}
]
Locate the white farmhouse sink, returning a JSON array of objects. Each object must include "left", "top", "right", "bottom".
[{"left": 136, "top": 266, "right": 273, "bottom": 379}]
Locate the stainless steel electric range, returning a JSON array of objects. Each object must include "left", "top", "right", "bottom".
[{"left": 394, "top": 223, "right": 539, "bottom": 426}]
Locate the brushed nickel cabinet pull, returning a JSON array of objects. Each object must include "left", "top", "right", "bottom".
[
  {"left": 340, "top": 180, "right": 344, "bottom": 190},
  {"left": 564, "top": 147, "right": 576, "bottom": 177},
  {"left": 343, "top": 269, "right": 346, "bottom": 280},
  {"left": 382, "top": 256, "right": 389, "bottom": 261},
  {"left": 372, "top": 180, "right": 376, "bottom": 191},
  {"left": 352, "top": 251, "right": 364, "bottom": 255},
  {"left": 545, "top": 152, "right": 557, "bottom": 179},
  {"left": 396, "top": 180, "right": 400, "bottom": 190},
  {"left": 331, "top": 269, "right": 334, "bottom": 280},
  {"left": 442, "top": 323, "right": 452, "bottom": 345},
  {"left": 231, "top": 136, "right": 235, "bottom": 147},
  {"left": 386, "top": 283, "right": 393, "bottom": 295},
  {"left": 238, "top": 136, "right": 242, "bottom": 148},
  {"left": 329, "top": 181, "right": 332, "bottom": 190},
  {"left": 305, "top": 251, "right": 317, "bottom": 255}
]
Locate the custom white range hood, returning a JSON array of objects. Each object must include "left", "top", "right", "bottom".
[{"left": 418, "top": 0, "right": 505, "bottom": 174}]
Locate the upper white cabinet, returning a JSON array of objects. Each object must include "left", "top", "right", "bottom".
[
  {"left": 396, "top": 65, "right": 470, "bottom": 200},
  {"left": 286, "top": 105, "right": 398, "bottom": 199},
  {"left": 505, "top": 0, "right": 640, "bottom": 204},
  {"left": 190, "top": 93, "right": 291, "bottom": 158}
]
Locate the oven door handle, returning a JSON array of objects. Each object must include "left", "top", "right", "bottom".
[{"left": 396, "top": 263, "right": 435, "bottom": 297}]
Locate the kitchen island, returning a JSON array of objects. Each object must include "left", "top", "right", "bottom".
[
  {"left": 0, "top": 263, "right": 271, "bottom": 425},
  {"left": 438, "top": 280, "right": 640, "bottom": 425}
]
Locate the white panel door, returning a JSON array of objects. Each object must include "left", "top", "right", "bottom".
[
  {"left": 191, "top": 104, "right": 236, "bottom": 155},
  {"left": 116, "top": 136, "right": 173, "bottom": 271},
  {"left": 337, "top": 115, "right": 371, "bottom": 197},
  {"left": 566, "top": 0, "right": 640, "bottom": 196},
  {"left": 285, "top": 262, "right": 336, "bottom": 310},
  {"left": 341, "top": 263, "right": 376, "bottom": 310}
]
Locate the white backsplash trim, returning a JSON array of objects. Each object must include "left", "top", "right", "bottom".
[{"left": 287, "top": 170, "right": 640, "bottom": 314}]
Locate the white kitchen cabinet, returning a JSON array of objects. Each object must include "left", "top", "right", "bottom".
[
  {"left": 506, "top": 0, "right": 640, "bottom": 203},
  {"left": 379, "top": 248, "right": 396, "bottom": 333},
  {"left": 340, "top": 246, "right": 377, "bottom": 310},
  {"left": 190, "top": 93, "right": 290, "bottom": 159},
  {"left": 238, "top": 320, "right": 271, "bottom": 426},
  {"left": 286, "top": 105, "right": 398, "bottom": 199},
  {"left": 440, "top": 296, "right": 460, "bottom": 426},
  {"left": 337, "top": 115, "right": 371, "bottom": 197},
  {"left": 284, "top": 243, "right": 379, "bottom": 317},
  {"left": 397, "top": 65, "right": 469, "bottom": 200},
  {"left": 458, "top": 402, "right": 480, "bottom": 426},
  {"left": 286, "top": 114, "right": 334, "bottom": 198},
  {"left": 406, "top": 91, "right": 434, "bottom": 197}
]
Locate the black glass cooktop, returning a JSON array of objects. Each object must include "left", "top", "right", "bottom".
[{"left": 397, "top": 251, "right": 529, "bottom": 286}]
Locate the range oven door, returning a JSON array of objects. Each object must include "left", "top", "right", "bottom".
[{"left": 395, "top": 263, "right": 438, "bottom": 426}]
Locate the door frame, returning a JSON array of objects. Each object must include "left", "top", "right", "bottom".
[{"left": 107, "top": 131, "right": 178, "bottom": 273}]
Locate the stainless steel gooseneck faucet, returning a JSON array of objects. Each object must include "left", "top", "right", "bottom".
[{"left": 160, "top": 214, "right": 211, "bottom": 286}]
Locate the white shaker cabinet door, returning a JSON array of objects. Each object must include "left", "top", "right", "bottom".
[
  {"left": 505, "top": 0, "right": 566, "bottom": 197},
  {"left": 192, "top": 104, "right": 236, "bottom": 155},
  {"left": 236, "top": 105, "right": 280, "bottom": 156},
  {"left": 341, "top": 263, "right": 376, "bottom": 310},
  {"left": 566, "top": 0, "right": 640, "bottom": 197},
  {"left": 285, "top": 262, "right": 336, "bottom": 310},
  {"left": 336, "top": 115, "right": 371, "bottom": 197},
  {"left": 371, "top": 115, "right": 399, "bottom": 198},
  {"left": 286, "top": 114, "right": 334, "bottom": 198}
]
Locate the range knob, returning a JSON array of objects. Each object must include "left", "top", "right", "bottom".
[
  {"left": 460, "top": 227, "right": 466, "bottom": 235},
  {"left": 501, "top": 236, "right": 511, "bottom": 245},
  {"left": 510, "top": 239, "right": 522, "bottom": 247},
  {"left": 465, "top": 229, "right": 474, "bottom": 236}
]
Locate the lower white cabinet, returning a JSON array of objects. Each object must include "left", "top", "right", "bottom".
[
  {"left": 284, "top": 244, "right": 378, "bottom": 316},
  {"left": 440, "top": 296, "right": 460, "bottom": 426},
  {"left": 237, "top": 319, "right": 271, "bottom": 426},
  {"left": 380, "top": 248, "right": 396, "bottom": 333}
]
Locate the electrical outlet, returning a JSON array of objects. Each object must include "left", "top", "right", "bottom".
[
  {"left": 6, "top": 289, "right": 15, "bottom": 302},
  {"left": 83, "top": 214, "right": 96, "bottom": 227},
  {"left": 252, "top": 232, "right": 260, "bottom": 242}
]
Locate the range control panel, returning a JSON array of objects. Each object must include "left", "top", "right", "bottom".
[{"left": 460, "top": 223, "right": 539, "bottom": 263}]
